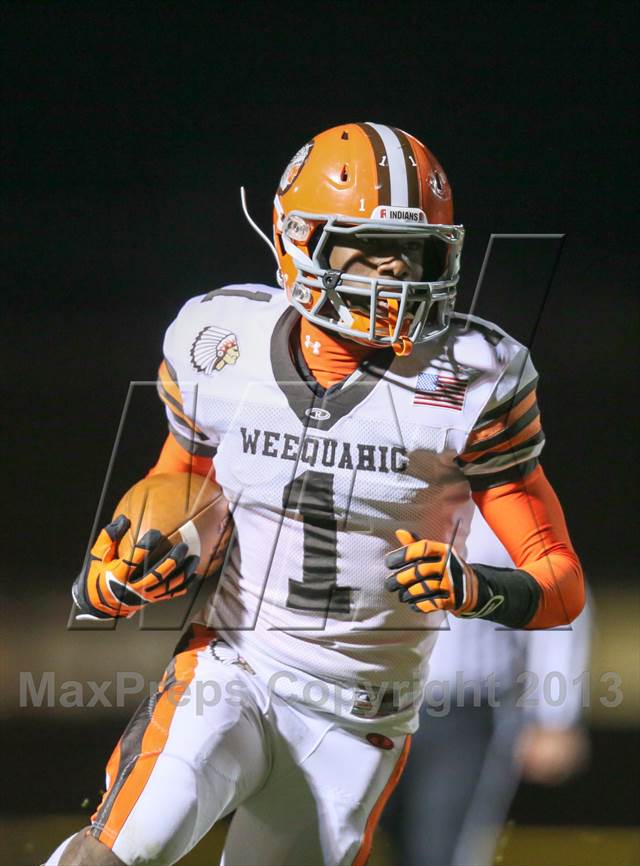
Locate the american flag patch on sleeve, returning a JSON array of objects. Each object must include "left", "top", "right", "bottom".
[{"left": 413, "top": 371, "right": 468, "bottom": 410}]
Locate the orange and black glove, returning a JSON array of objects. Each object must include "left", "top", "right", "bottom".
[
  {"left": 384, "top": 529, "right": 504, "bottom": 618},
  {"left": 72, "top": 515, "right": 199, "bottom": 620}
]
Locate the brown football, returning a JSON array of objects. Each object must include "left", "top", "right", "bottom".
[{"left": 114, "top": 472, "right": 232, "bottom": 577}]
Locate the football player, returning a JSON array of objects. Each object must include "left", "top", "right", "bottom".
[{"left": 47, "top": 123, "right": 584, "bottom": 866}]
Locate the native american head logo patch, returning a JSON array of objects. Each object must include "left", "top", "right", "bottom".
[
  {"left": 278, "top": 140, "right": 314, "bottom": 194},
  {"left": 190, "top": 326, "right": 240, "bottom": 374}
]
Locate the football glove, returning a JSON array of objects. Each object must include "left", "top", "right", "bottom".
[
  {"left": 72, "top": 514, "right": 199, "bottom": 620},
  {"left": 385, "top": 529, "right": 491, "bottom": 617}
]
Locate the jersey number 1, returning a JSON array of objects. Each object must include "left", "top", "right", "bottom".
[{"left": 284, "top": 470, "right": 354, "bottom": 615}]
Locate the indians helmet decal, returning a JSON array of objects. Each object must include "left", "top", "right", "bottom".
[{"left": 278, "top": 140, "right": 314, "bottom": 194}]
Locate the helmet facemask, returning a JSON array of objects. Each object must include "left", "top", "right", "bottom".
[
  {"left": 279, "top": 209, "right": 464, "bottom": 353},
  {"left": 267, "top": 123, "right": 465, "bottom": 354}
]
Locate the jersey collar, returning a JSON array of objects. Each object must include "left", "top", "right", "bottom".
[{"left": 270, "top": 308, "right": 395, "bottom": 431}]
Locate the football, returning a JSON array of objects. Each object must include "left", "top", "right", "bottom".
[{"left": 114, "top": 471, "right": 232, "bottom": 578}]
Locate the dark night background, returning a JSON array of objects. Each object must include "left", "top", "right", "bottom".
[{"left": 2, "top": 1, "right": 638, "bottom": 862}]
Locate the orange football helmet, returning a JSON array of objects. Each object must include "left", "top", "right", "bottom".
[{"left": 272, "top": 123, "right": 464, "bottom": 354}]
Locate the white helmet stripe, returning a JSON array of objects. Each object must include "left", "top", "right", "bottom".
[{"left": 366, "top": 123, "right": 409, "bottom": 207}]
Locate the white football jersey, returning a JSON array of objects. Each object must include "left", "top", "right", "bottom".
[{"left": 157, "top": 284, "right": 544, "bottom": 733}]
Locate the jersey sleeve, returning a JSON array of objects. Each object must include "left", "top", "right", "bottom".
[
  {"left": 147, "top": 432, "right": 214, "bottom": 478},
  {"left": 457, "top": 348, "right": 545, "bottom": 490},
  {"left": 156, "top": 301, "right": 218, "bottom": 459}
]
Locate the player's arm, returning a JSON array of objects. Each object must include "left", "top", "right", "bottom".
[
  {"left": 470, "top": 465, "right": 584, "bottom": 627},
  {"left": 465, "top": 368, "right": 584, "bottom": 628},
  {"left": 386, "top": 361, "right": 584, "bottom": 628},
  {"left": 72, "top": 425, "right": 210, "bottom": 621},
  {"left": 73, "top": 304, "right": 217, "bottom": 620},
  {"left": 385, "top": 464, "right": 584, "bottom": 628},
  {"left": 71, "top": 431, "right": 205, "bottom": 620},
  {"left": 148, "top": 431, "right": 214, "bottom": 478}
]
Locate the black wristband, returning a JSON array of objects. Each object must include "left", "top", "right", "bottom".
[{"left": 470, "top": 564, "right": 541, "bottom": 628}]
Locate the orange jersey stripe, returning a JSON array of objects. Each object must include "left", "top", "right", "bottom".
[
  {"left": 157, "top": 391, "right": 208, "bottom": 441},
  {"left": 157, "top": 360, "right": 209, "bottom": 440},
  {"left": 156, "top": 380, "right": 183, "bottom": 415},
  {"left": 157, "top": 360, "right": 183, "bottom": 408},
  {"left": 460, "top": 414, "right": 542, "bottom": 463},
  {"left": 352, "top": 736, "right": 411, "bottom": 866},
  {"left": 468, "top": 390, "right": 538, "bottom": 445}
]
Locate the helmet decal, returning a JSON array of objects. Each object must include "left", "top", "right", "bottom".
[
  {"left": 370, "top": 205, "right": 427, "bottom": 223},
  {"left": 354, "top": 122, "right": 391, "bottom": 205},
  {"left": 392, "top": 127, "right": 422, "bottom": 208},
  {"left": 278, "top": 140, "right": 314, "bottom": 194},
  {"left": 430, "top": 168, "right": 447, "bottom": 198},
  {"left": 355, "top": 123, "right": 422, "bottom": 208}
]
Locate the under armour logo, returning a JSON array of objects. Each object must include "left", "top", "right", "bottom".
[{"left": 304, "top": 334, "right": 321, "bottom": 355}]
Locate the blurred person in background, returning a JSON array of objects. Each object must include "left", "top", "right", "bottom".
[{"left": 383, "top": 507, "right": 591, "bottom": 866}]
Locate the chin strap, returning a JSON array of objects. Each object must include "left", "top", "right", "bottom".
[
  {"left": 322, "top": 270, "right": 354, "bottom": 326},
  {"left": 240, "top": 187, "right": 280, "bottom": 266},
  {"left": 392, "top": 336, "right": 413, "bottom": 356},
  {"left": 319, "top": 271, "right": 414, "bottom": 356}
]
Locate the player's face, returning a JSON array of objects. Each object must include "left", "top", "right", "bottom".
[
  {"left": 328, "top": 236, "right": 424, "bottom": 281},
  {"left": 325, "top": 237, "right": 426, "bottom": 341}
]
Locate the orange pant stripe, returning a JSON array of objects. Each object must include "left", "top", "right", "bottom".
[
  {"left": 352, "top": 735, "right": 411, "bottom": 866},
  {"left": 90, "top": 627, "right": 213, "bottom": 846}
]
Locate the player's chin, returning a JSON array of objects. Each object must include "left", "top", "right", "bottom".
[
  {"left": 352, "top": 302, "right": 414, "bottom": 335},
  {"left": 349, "top": 299, "right": 392, "bottom": 320}
]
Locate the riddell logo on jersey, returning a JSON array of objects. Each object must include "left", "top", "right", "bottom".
[{"left": 305, "top": 407, "right": 331, "bottom": 421}]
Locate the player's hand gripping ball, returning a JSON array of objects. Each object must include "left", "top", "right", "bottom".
[
  {"left": 73, "top": 473, "right": 232, "bottom": 620},
  {"left": 385, "top": 529, "right": 480, "bottom": 616},
  {"left": 73, "top": 516, "right": 197, "bottom": 620}
]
